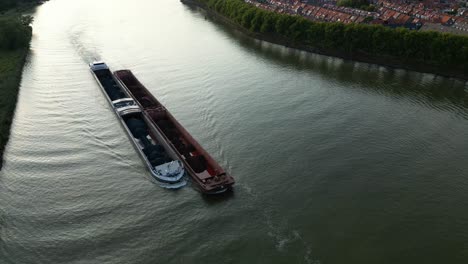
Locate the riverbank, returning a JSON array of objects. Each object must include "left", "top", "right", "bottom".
[
  {"left": 182, "top": 0, "right": 468, "bottom": 80},
  {"left": 0, "top": 3, "right": 40, "bottom": 170},
  {"left": 0, "top": 50, "right": 29, "bottom": 170}
]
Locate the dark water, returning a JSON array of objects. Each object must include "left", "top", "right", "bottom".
[{"left": 1, "top": 0, "right": 468, "bottom": 263}]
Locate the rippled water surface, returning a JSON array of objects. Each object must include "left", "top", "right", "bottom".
[{"left": 1, "top": 0, "right": 468, "bottom": 263}]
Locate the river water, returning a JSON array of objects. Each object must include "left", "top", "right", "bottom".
[{"left": 1, "top": 0, "right": 467, "bottom": 263}]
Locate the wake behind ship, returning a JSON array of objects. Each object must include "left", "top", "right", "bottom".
[{"left": 89, "top": 62, "right": 186, "bottom": 189}]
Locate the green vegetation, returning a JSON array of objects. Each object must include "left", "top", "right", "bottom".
[
  {"left": 337, "top": 0, "right": 367, "bottom": 7},
  {"left": 0, "top": 16, "right": 32, "bottom": 50},
  {"left": 198, "top": 0, "right": 468, "bottom": 71},
  {"left": 0, "top": 50, "right": 28, "bottom": 166},
  {"left": 0, "top": 10, "right": 34, "bottom": 168},
  {"left": 0, "top": 0, "right": 43, "bottom": 12},
  {"left": 337, "top": 0, "right": 376, "bottom": 12}
]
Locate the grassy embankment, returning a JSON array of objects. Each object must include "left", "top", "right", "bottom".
[
  {"left": 184, "top": 0, "right": 468, "bottom": 79},
  {"left": 0, "top": 1, "right": 38, "bottom": 169}
]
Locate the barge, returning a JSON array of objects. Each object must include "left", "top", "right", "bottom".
[
  {"left": 89, "top": 62, "right": 186, "bottom": 189},
  {"left": 114, "top": 70, "right": 235, "bottom": 194}
]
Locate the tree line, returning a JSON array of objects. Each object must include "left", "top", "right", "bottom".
[
  {"left": 0, "top": 0, "right": 42, "bottom": 12},
  {"left": 199, "top": 0, "right": 468, "bottom": 70}
]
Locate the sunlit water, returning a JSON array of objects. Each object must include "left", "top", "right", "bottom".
[{"left": 1, "top": 0, "right": 468, "bottom": 263}]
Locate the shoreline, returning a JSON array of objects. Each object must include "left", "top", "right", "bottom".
[
  {"left": 0, "top": 49, "right": 29, "bottom": 170},
  {"left": 182, "top": 0, "right": 467, "bottom": 81},
  {"left": 0, "top": 1, "right": 45, "bottom": 170}
]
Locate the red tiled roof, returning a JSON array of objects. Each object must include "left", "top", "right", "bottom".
[{"left": 440, "top": 15, "right": 452, "bottom": 24}]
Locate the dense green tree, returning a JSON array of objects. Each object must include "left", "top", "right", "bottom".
[
  {"left": 250, "top": 9, "right": 265, "bottom": 32},
  {"left": 0, "top": 16, "right": 32, "bottom": 50},
  {"left": 0, "top": 0, "right": 44, "bottom": 11},
  {"left": 241, "top": 7, "right": 256, "bottom": 28}
]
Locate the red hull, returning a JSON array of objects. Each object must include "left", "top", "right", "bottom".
[{"left": 114, "top": 70, "right": 234, "bottom": 194}]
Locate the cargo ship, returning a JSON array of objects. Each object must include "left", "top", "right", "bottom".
[
  {"left": 114, "top": 70, "right": 235, "bottom": 194},
  {"left": 89, "top": 62, "right": 186, "bottom": 189}
]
